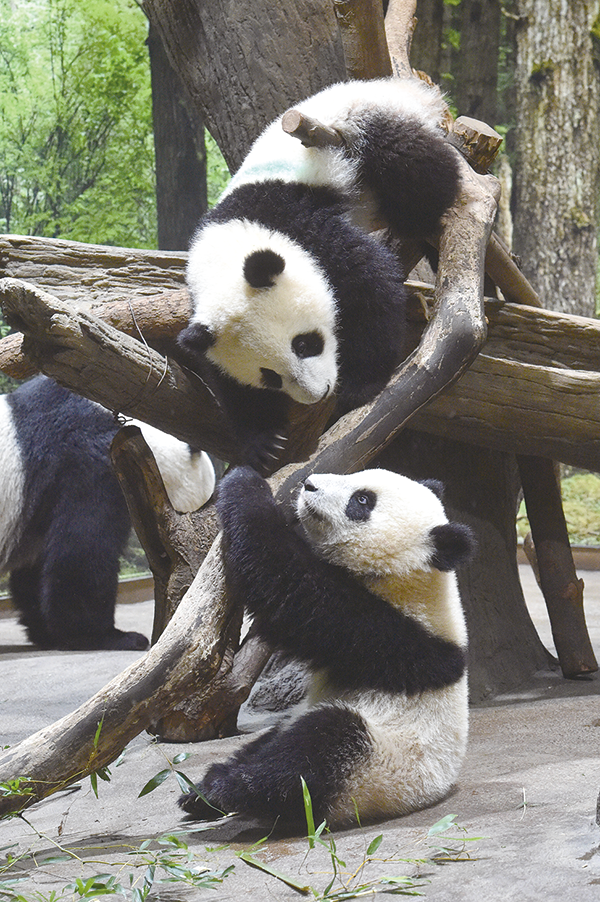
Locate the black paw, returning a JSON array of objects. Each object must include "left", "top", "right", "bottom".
[
  {"left": 242, "top": 431, "right": 287, "bottom": 477},
  {"left": 103, "top": 630, "right": 149, "bottom": 651},
  {"left": 178, "top": 786, "right": 228, "bottom": 820}
]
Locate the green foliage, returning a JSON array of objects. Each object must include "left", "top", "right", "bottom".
[
  {"left": 206, "top": 131, "right": 231, "bottom": 208},
  {"left": 517, "top": 471, "right": 600, "bottom": 546},
  {"left": 0, "top": 0, "right": 156, "bottom": 248}
]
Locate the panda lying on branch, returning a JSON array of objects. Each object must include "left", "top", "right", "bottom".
[
  {"left": 0, "top": 376, "right": 215, "bottom": 651},
  {"left": 180, "top": 466, "right": 474, "bottom": 828},
  {"left": 177, "top": 78, "right": 460, "bottom": 474}
]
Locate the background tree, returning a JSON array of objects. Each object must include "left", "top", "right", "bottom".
[
  {"left": 147, "top": 20, "right": 208, "bottom": 251},
  {"left": 512, "top": 0, "right": 600, "bottom": 316}
]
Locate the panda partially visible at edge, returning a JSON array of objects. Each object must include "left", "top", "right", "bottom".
[
  {"left": 180, "top": 465, "right": 474, "bottom": 828},
  {"left": 0, "top": 376, "right": 215, "bottom": 651},
  {"left": 177, "top": 77, "right": 461, "bottom": 473}
]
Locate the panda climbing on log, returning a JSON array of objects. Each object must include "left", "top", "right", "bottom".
[
  {"left": 180, "top": 466, "right": 474, "bottom": 828},
  {"left": 177, "top": 77, "right": 461, "bottom": 474},
  {"left": 0, "top": 376, "right": 215, "bottom": 651}
]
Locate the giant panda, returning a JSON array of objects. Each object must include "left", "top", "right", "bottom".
[
  {"left": 177, "top": 77, "right": 461, "bottom": 473},
  {"left": 179, "top": 465, "right": 474, "bottom": 828},
  {"left": 0, "top": 376, "right": 215, "bottom": 651}
]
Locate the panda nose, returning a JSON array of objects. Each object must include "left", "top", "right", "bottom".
[{"left": 303, "top": 478, "right": 318, "bottom": 492}]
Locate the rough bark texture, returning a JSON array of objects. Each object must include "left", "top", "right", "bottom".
[
  {"left": 408, "top": 294, "right": 600, "bottom": 471},
  {"left": 333, "top": 0, "right": 392, "bottom": 79},
  {"left": 408, "top": 0, "right": 445, "bottom": 82},
  {"left": 147, "top": 22, "right": 207, "bottom": 251},
  {"left": 140, "top": 0, "right": 347, "bottom": 172},
  {"left": 513, "top": 1, "right": 600, "bottom": 316}
]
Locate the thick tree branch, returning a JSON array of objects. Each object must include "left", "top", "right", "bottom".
[
  {"left": 333, "top": 0, "right": 393, "bottom": 79},
  {"left": 517, "top": 455, "right": 598, "bottom": 678},
  {"left": 384, "top": 0, "right": 417, "bottom": 77}
]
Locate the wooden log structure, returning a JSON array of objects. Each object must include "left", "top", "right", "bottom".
[{"left": 0, "top": 0, "right": 596, "bottom": 813}]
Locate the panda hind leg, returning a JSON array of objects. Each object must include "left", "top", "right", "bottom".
[
  {"left": 9, "top": 565, "right": 53, "bottom": 648},
  {"left": 39, "top": 501, "right": 147, "bottom": 651},
  {"left": 179, "top": 705, "right": 372, "bottom": 825}
]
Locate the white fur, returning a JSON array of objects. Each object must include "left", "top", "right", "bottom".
[
  {"left": 326, "top": 678, "right": 468, "bottom": 825},
  {"left": 298, "top": 468, "right": 468, "bottom": 826},
  {"left": 224, "top": 77, "right": 447, "bottom": 198},
  {"left": 187, "top": 220, "right": 338, "bottom": 404},
  {"left": 128, "top": 420, "right": 215, "bottom": 512},
  {"left": 0, "top": 397, "right": 25, "bottom": 569}
]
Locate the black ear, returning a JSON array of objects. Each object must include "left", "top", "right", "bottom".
[
  {"left": 421, "top": 478, "right": 446, "bottom": 500},
  {"left": 244, "top": 249, "right": 285, "bottom": 288},
  {"left": 430, "top": 523, "right": 475, "bottom": 571},
  {"left": 177, "top": 322, "right": 216, "bottom": 356}
]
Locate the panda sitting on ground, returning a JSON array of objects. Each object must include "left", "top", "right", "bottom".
[
  {"left": 177, "top": 77, "right": 461, "bottom": 474},
  {"left": 0, "top": 376, "right": 215, "bottom": 651},
  {"left": 179, "top": 465, "right": 474, "bottom": 828}
]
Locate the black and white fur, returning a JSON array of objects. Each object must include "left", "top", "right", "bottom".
[
  {"left": 179, "top": 466, "right": 474, "bottom": 828},
  {"left": 177, "top": 78, "right": 460, "bottom": 473},
  {"left": 0, "top": 376, "right": 215, "bottom": 651}
]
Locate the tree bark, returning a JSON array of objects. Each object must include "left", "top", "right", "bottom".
[
  {"left": 147, "top": 22, "right": 208, "bottom": 251},
  {"left": 333, "top": 0, "right": 392, "bottom": 79},
  {"left": 450, "top": 0, "right": 501, "bottom": 124},
  {"left": 406, "top": 0, "right": 445, "bottom": 82},
  {"left": 517, "top": 455, "right": 597, "bottom": 678},
  {"left": 513, "top": 0, "right": 600, "bottom": 316},
  {"left": 140, "top": 0, "right": 347, "bottom": 172}
]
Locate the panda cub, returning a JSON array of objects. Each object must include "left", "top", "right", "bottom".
[
  {"left": 179, "top": 465, "right": 474, "bottom": 828},
  {"left": 0, "top": 376, "right": 215, "bottom": 651},
  {"left": 177, "top": 78, "right": 460, "bottom": 473}
]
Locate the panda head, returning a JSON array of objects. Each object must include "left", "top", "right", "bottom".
[
  {"left": 296, "top": 469, "right": 474, "bottom": 579},
  {"left": 180, "top": 220, "right": 338, "bottom": 405}
]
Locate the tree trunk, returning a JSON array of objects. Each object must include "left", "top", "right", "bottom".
[
  {"left": 513, "top": 0, "right": 600, "bottom": 316},
  {"left": 147, "top": 22, "right": 208, "bottom": 250},
  {"left": 450, "top": 0, "right": 501, "bottom": 124},
  {"left": 141, "top": 0, "right": 347, "bottom": 171},
  {"left": 408, "top": 0, "right": 445, "bottom": 83}
]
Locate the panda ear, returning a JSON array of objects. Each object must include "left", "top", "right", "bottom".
[
  {"left": 244, "top": 249, "right": 285, "bottom": 288},
  {"left": 430, "top": 523, "right": 475, "bottom": 571},
  {"left": 421, "top": 478, "right": 445, "bottom": 500},
  {"left": 177, "top": 322, "right": 216, "bottom": 355}
]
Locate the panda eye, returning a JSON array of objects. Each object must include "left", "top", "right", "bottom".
[
  {"left": 292, "top": 332, "right": 324, "bottom": 359},
  {"left": 346, "top": 489, "right": 377, "bottom": 521}
]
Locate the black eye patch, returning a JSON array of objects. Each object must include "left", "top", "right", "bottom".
[
  {"left": 260, "top": 368, "right": 283, "bottom": 390},
  {"left": 292, "top": 332, "right": 324, "bottom": 359},
  {"left": 345, "top": 489, "right": 377, "bottom": 522}
]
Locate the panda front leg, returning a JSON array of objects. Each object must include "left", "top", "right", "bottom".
[
  {"left": 179, "top": 704, "right": 372, "bottom": 826},
  {"left": 216, "top": 375, "right": 290, "bottom": 476}
]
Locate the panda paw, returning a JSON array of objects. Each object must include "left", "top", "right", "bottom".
[
  {"left": 242, "top": 431, "right": 288, "bottom": 477},
  {"left": 178, "top": 786, "right": 228, "bottom": 821},
  {"left": 102, "top": 629, "right": 149, "bottom": 651}
]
